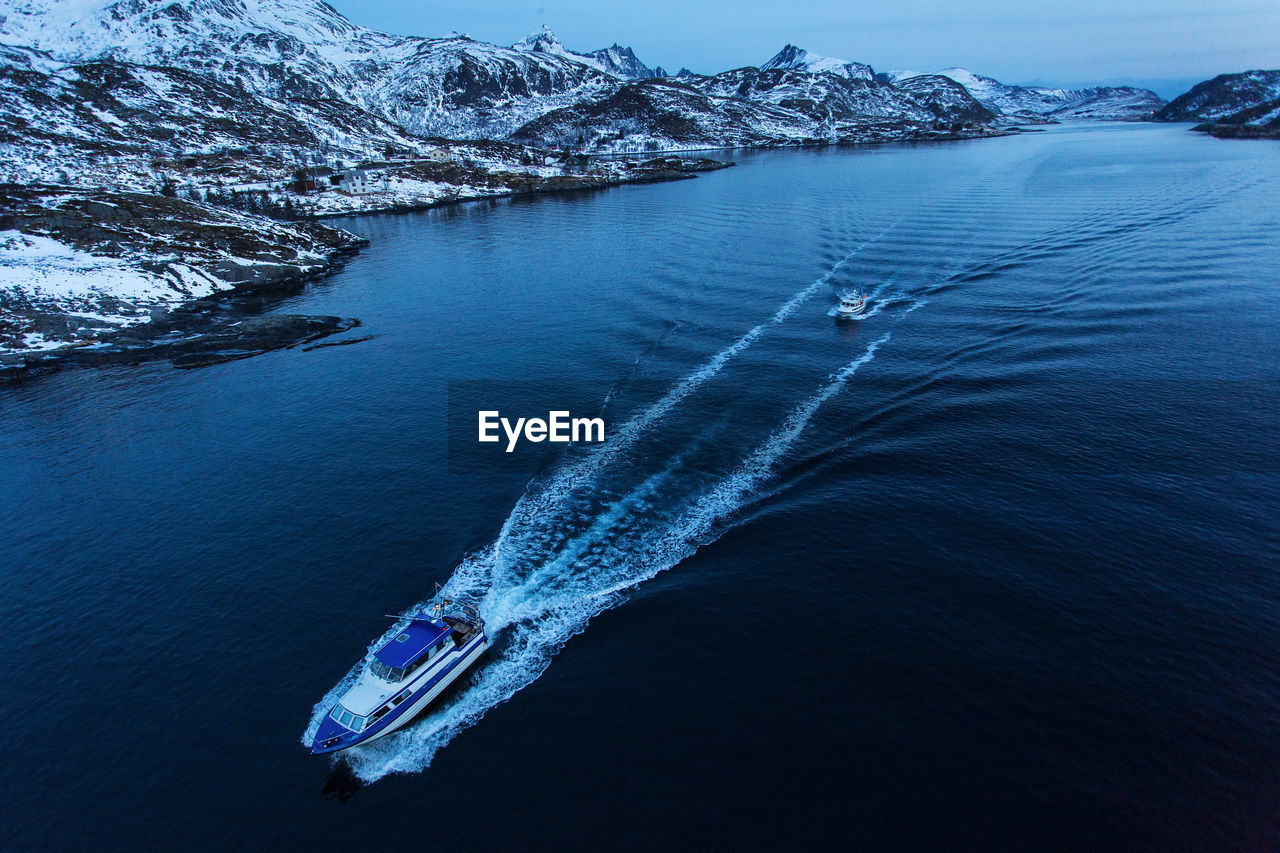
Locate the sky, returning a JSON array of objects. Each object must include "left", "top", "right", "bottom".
[{"left": 327, "top": 0, "right": 1279, "bottom": 98}]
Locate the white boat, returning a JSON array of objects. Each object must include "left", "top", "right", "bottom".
[
  {"left": 309, "top": 603, "right": 489, "bottom": 754},
  {"left": 835, "top": 291, "right": 868, "bottom": 319}
]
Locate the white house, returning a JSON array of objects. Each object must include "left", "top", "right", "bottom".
[
  {"left": 338, "top": 169, "right": 373, "bottom": 194},
  {"left": 425, "top": 147, "right": 452, "bottom": 163}
]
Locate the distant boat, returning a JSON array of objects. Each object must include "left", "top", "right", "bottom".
[
  {"left": 309, "top": 603, "right": 489, "bottom": 754},
  {"left": 835, "top": 290, "right": 868, "bottom": 319}
]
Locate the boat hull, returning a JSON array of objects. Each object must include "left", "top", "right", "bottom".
[{"left": 363, "top": 633, "right": 489, "bottom": 745}]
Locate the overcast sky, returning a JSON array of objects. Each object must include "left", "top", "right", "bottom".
[{"left": 328, "top": 0, "right": 1278, "bottom": 97}]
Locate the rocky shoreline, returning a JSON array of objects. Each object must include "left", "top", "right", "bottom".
[
  {"left": 310, "top": 155, "right": 734, "bottom": 218},
  {"left": 1193, "top": 122, "right": 1280, "bottom": 140},
  {"left": 0, "top": 185, "right": 370, "bottom": 380},
  {"left": 0, "top": 156, "right": 732, "bottom": 381}
]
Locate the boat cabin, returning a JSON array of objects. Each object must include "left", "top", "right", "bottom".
[{"left": 370, "top": 618, "right": 454, "bottom": 683}]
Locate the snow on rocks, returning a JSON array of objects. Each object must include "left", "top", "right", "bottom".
[{"left": 0, "top": 187, "right": 366, "bottom": 356}]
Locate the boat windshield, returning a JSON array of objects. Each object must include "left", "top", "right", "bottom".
[
  {"left": 369, "top": 659, "right": 407, "bottom": 682},
  {"left": 330, "top": 705, "right": 367, "bottom": 731}
]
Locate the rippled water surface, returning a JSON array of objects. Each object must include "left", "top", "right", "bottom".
[{"left": 2, "top": 123, "right": 1279, "bottom": 850}]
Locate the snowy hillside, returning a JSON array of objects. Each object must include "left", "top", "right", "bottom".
[
  {"left": 1155, "top": 70, "right": 1280, "bottom": 138},
  {"left": 1155, "top": 70, "right": 1280, "bottom": 122},
  {"left": 511, "top": 70, "right": 1001, "bottom": 153},
  {"left": 0, "top": 2, "right": 625, "bottom": 140},
  {"left": 0, "top": 42, "right": 424, "bottom": 188}
]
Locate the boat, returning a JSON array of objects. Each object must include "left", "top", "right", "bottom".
[
  {"left": 835, "top": 290, "right": 868, "bottom": 319},
  {"left": 309, "top": 603, "right": 489, "bottom": 754}
]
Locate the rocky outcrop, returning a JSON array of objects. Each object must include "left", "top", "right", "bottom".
[
  {"left": 1154, "top": 70, "right": 1280, "bottom": 139},
  {"left": 0, "top": 312, "right": 363, "bottom": 380},
  {"left": 1155, "top": 70, "right": 1280, "bottom": 122},
  {"left": 0, "top": 186, "right": 366, "bottom": 362}
]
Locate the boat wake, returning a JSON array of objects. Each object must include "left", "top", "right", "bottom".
[{"left": 305, "top": 235, "right": 931, "bottom": 782}]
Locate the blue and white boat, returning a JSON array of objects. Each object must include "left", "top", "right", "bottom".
[
  {"left": 309, "top": 605, "right": 489, "bottom": 754},
  {"left": 835, "top": 290, "right": 868, "bottom": 319}
]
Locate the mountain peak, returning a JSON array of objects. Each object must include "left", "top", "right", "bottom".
[
  {"left": 764, "top": 44, "right": 806, "bottom": 66},
  {"left": 581, "top": 41, "right": 662, "bottom": 79},
  {"left": 514, "top": 25, "right": 563, "bottom": 52},
  {"left": 760, "top": 44, "right": 873, "bottom": 80}
]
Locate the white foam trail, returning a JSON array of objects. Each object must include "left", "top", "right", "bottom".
[{"left": 326, "top": 329, "right": 897, "bottom": 782}]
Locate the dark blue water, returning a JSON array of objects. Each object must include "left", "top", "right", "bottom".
[{"left": 2, "top": 123, "right": 1278, "bottom": 850}]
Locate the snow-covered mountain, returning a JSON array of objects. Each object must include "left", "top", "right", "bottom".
[
  {"left": 0, "top": 1, "right": 1011, "bottom": 168},
  {"left": 890, "top": 74, "right": 998, "bottom": 125},
  {"left": 882, "top": 67, "right": 1164, "bottom": 120},
  {"left": 580, "top": 44, "right": 665, "bottom": 79},
  {"left": 511, "top": 68, "right": 999, "bottom": 153},
  {"left": 512, "top": 25, "right": 663, "bottom": 79},
  {"left": 761, "top": 44, "right": 873, "bottom": 81},
  {"left": 0, "top": 2, "right": 626, "bottom": 139}
]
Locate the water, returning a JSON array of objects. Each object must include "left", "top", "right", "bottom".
[{"left": 2, "top": 123, "right": 1278, "bottom": 850}]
